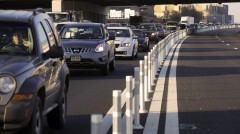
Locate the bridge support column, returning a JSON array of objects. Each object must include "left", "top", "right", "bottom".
[{"left": 52, "top": 0, "right": 63, "bottom": 12}]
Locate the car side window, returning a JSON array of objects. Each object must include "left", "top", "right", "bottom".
[
  {"left": 37, "top": 23, "right": 50, "bottom": 53},
  {"left": 42, "top": 20, "right": 57, "bottom": 47}
]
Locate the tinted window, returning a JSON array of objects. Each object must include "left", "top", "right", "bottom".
[
  {"left": 37, "top": 23, "right": 50, "bottom": 53},
  {"left": 107, "top": 29, "right": 130, "bottom": 37},
  {"left": 132, "top": 30, "right": 144, "bottom": 38},
  {"left": 42, "top": 20, "right": 57, "bottom": 47},
  {"left": 61, "top": 26, "right": 104, "bottom": 39}
]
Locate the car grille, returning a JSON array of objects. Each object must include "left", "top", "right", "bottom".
[
  {"left": 66, "top": 58, "right": 94, "bottom": 65},
  {"left": 65, "top": 48, "right": 93, "bottom": 53}
]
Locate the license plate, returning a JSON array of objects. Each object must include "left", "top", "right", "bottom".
[{"left": 71, "top": 56, "right": 81, "bottom": 61}]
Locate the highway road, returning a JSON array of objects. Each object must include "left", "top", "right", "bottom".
[{"left": 42, "top": 28, "right": 240, "bottom": 134}]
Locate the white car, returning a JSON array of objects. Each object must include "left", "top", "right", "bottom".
[{"left": 107, "top": 27, "right": 138, "bottom": 59}]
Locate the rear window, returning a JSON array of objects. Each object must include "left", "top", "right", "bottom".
[{"left": 107, "top": 29, "right": 130, "bottom": 37}]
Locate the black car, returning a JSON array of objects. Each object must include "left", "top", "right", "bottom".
[
  {"left": 0, "top": 9, "right": 70, "bottom": 134},
  {"left": 59, "top": 23, "right": 116, "bottom": 75},
  {"left": 132, "top": 29, "right": 149, "bottom": 52},
  {"left": 138, "top": 23, "right": 160, "bottom": 43}
]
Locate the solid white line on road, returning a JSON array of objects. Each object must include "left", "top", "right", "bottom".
[
  {"left": 165, "top": 38, "right": 185, "bottom": 134},
  {"left": 143, "top": 43, "right": 176, "bottom": 134},
  {"left": 143, "top": 45, "right": 174, "bottom": 134},
  {"left": 143, "top": 37, "right": 188, "bottom": 134}
]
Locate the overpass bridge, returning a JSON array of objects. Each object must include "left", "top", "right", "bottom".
[{"left": 0, "top": 0, "right": 238, "bottom": 23}]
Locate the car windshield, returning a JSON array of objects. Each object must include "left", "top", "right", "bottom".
[
  {"left": 107, "top": 29, "right": 130, "bottom": 37},
  {"left": 61, "top": 26, "right": 104, "bottom": 39},
  {"left": 0, "top": 23, "right": 34, "bottom": 55},
  {"left": 132, "top": 30, "right": 144, "bottom": 38},
  {"left": 139, "top": 24, "right": 157, "bottom": 30}
]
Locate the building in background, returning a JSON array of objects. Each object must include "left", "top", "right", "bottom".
[{"left": 154, "top": 4, "right": 230, "bottom": 24}]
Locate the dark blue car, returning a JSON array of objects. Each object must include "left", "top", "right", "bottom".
[{"left": 132, "top": 29, "right": 149, "bottom": 52}]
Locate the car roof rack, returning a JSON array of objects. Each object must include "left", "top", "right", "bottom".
[{"left": 33, "top": 8, "right": 46, "bottom": 16}]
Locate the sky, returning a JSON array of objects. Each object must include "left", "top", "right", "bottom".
[{"left": 226, "top": 2, "right": 240, "bottom": 23}]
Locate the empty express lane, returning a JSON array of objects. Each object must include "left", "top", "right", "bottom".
[{"left": 163, "top": 29, "right": 240, "bottom": 134}]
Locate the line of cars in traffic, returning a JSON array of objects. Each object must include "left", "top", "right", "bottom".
[{"left": 56, "top": 21, "right": 167, "bottom": 76}]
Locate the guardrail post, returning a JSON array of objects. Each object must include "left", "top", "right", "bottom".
[
  {"left": 126, "top": 76, "right": 133, "bottom": 134},
  {"left": 91, "top": 114, "right": 103, "bottom": 134},
  {"left": 113, "top": 90, "right": 121, "bottom": 134},
  {"left": 148, "top": 52, "right": 153, "bottom": 93},
  {"left": 133, "top": 67, "right": 143, "bottom": 129},
  {"left": 139, "top": 60, "right": 147, "bottom": 113},
  {"left": 144, "top": 56, "right": 151, "bottom": 101}
]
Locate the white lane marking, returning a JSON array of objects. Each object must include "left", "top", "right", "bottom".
[
  {"left": 165, "top": 39, "right": 185, "bottom": 134},
  {"left": 103, "top": 89, "right": 127, "bottom": 134},
  {"left": 143, "top": 45, "right": 175, "bottom": 134},
  {"left": 227, "top": 44, "right": 230, "bottom": 46},
  {"left": 234, "top": 48, "right": 238, "bottom": 50},
  {"left": 222, "top": 41, "right": 225, "bottom": 43},
  {"left": 143, "top": 37, "right": 188, "bottom": 134}
]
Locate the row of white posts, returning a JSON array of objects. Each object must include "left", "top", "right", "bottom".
[
  {"left": 90, "top": 29, "right": 187, "bottom": 134},
  {"left": 196, "top": 24, "right": 240, "bottom": 33}
]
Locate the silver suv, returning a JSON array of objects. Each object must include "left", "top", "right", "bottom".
[
  {"left": 59, "top": 23, "right": 116, "bottom": 75},
  {"left": 0, "top": 8, "right": 70, "bottom": 134}
]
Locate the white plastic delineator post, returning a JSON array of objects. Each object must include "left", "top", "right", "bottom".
[
  {"left": 133, "top": 67, "right": 144, "bottom": 129},
  {"left": 144, "top": 56, "right": 151, "bottom": 102},
  {"left": 126, "top": 76, "right": 133, "bottom": 134},
  {"left": 139, "top": 60, "right": 147, "bottom": 113},
  {"left": 91, "top": 114, "right": 103, "bottom": 134},
  {"left": 148, "top": 52, "right": 153, "bottom": 93},
  {"left": 112, "top": 90, "right": 121, "bottom": 134}
]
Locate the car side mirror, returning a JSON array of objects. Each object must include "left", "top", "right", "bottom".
[
  {"left": 108, "top": 35, "right": 115, "bottom": 40},
  {"left": 49, "top": 46, "right": 64, "bottom": 58}
]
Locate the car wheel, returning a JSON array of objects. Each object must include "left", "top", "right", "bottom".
[
  {"left": 47, "top": 85, "right": 67, "bottom": 128},
  {"left": 24, "top": 96, "right": 43, "bottom": 134},
  {"left": 101, "top": 62, "right": 109, "bottom": 75},
  {"left": 109, "top": 57, "right": 115, "bottom": 72},
  {"left": 130, "top": 48, "right": 135, "bottom": 60}
]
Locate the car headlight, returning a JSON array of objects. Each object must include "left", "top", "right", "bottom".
[
  {"left": 95, "top": 43, "right": 105, "bottom": 52},
  {"left": 122, "top": 43, "right": 131, "bottom": 47},
  {"left": 151, "top": 33, "right": 155, "bottom": 36},
  {"left": 0, "top": 75, "right": 16, "bottom": 94}
]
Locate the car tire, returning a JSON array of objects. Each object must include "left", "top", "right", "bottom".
[
  {"left": 47, "top": 85, "right": 67, "bottom": 128},
  {"left": 109, "top": 57, "right": 115, "bottom": 72},
  {"left": 101, "top": 62, "right": 109, "bottom": 75},
  {"left": 130, "top": 48, "right": 135, "bottom": 60},
  {"left": 24, "top": 96, "right": 43, "bottom": 134}
]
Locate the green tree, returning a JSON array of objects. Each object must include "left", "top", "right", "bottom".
[{"left": 169, "top": 11, "right": 181, "bottom": 22}]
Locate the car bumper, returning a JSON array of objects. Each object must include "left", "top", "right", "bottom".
[
  {"left": 0, "top": 96, "right": 35, "bottom": 132},
  {"left": 115, "top": 47, "right": 133, "bottom": 57},
  {"left": 65, "top": 51, "right": 109, "bottom": 70}
]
